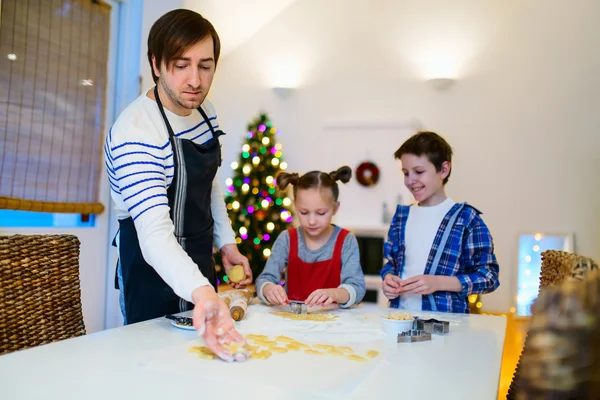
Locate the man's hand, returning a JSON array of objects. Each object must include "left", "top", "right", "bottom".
[
  {"left": 191, "top": 286, "right": 247, "bottom": 362},
  {"left": 382, "top": 274, "right": 403, "bottom": 299},
  {"left": 263, "top": 283, "right": 289, "bottom": 305},
  {"left": 220, "top": 244, "right": 252, "bottom": 289}
]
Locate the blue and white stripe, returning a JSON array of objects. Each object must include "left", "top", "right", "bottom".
[{"left": 104, "top": 110, "right": 219, "bottom": 221}]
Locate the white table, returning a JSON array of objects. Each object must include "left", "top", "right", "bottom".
[{"left": 0, "top": 304, "right": 506, "bottom": 400}]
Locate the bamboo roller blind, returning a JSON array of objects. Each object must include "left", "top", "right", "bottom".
[{"left": 0, "top": 0, "right": 111, "bottom": 214}]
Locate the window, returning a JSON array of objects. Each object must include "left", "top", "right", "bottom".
[
  {"left": 515, "top": 233, "right": 573, "bottom": 316},
  {"left": 0, "top": 0, "right": 110, "bottom": 214},
  {"left": 0, "top": 209, "right": 95, "bottom": 227}
]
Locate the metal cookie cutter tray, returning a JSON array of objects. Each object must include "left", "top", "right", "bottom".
[
  {"left": 414, "top": 318, "right": 450, "bottom": 335},
  {"left": 397, "top": 329, "right": 432, "bottom": 343}
]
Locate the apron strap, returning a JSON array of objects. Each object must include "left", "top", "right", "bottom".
[
  {"left": 332, "top": 229, "right": 349, "bottom": 265},
  {"left": 288, "top": 228, "right": 299, "bottom": 261},
  {"left": 427, "top": 202, "right": 465, "bottom": 311},
  {"left": 197, "top": 106, "right": 216, "bottom": 136}
]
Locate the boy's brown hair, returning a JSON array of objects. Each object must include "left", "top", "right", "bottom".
[
  {"left": 394, "top": 131, "right": 453, "bottom": 184},
  {"left": 147, "top": 9, "right": 221, "bottom": 84}
]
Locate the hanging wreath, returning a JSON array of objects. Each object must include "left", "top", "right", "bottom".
[{"left": 355, "top": 161, "right": 380, "bottom": 187}]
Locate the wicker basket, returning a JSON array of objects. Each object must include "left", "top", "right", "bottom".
[
  {"left": 507, "top": 250, "right": 598, "bottom": 399},
  {"left": 516, "top": 268, "right": 600, "bottom": 399},
  {"left": 0, "top": 234, "right": 86, "bottom": 354}
]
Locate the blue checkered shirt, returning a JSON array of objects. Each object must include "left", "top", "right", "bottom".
[{"left": 380, "top": 202, "right": 500, "bottom": 313}]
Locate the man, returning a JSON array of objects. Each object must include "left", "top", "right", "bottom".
[{"left": 104, "top": 9, "right": 252, "bottom": 362}]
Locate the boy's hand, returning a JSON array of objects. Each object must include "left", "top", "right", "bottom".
[
  {"left": 263, "top": 283, "right": 289, "bottom": 305},
  {"left": 382, "top": 274, "right": 403, "bottom": 299},
  {"left": 305, "top": 288, "right": 339, "bottom": 307},
  {"left": 399, "top": 275, "right": 439, "bottom": 295}
]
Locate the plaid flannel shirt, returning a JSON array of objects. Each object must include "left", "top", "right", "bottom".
[{"left": 380, "top": 202, "right": 500, "bottom": 313}]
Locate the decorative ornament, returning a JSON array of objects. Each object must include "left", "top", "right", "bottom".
[{"left": 355, "top": 161, "right": 380, "bottom": 187}]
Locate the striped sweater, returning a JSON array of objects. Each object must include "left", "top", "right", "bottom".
[{"left": 104, "top": 92, "right": 235, "bottom": 302}]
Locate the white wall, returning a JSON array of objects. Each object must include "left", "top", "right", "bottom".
[
  {"left": 139, "top": 0, "right": 185, "bottom": 93},
  {"left": 200, "top": 0, "right": 600, "bottom": 312}
]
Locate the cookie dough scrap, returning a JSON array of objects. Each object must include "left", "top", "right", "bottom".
[
  {"left": 312, "top": 344, "right": 335, "bottom": 351},
  {"left": 275, "top": 335, "right": 297, "bottom": 342},
  {"left": 327, "top": 349, "right": 345, "bottom": 357},
  {"left": 188, "top": 346, "right": 216, "bottom": 360},
  {"left": 269, "top": 346, "right": 288, "bottom": 353},
  {"left": 304, "top": 349, "right": 324, "bottom": 356},
  {"left": 286, "top": 342, "right": 308, "bottom": 351},
  {"left": 335, "top": 346, "right": 353, "bottom": 353},
  {"left": 250, "top": 350, "right": 272, "bottom": 360},
  {"left": 246, "top": 334, "right": 268, "bottom": 340},
  {"left": 270, "top": 311, "right": 339, "bottom": 322},
  {"left": 346, "top": 354, "right": 368, "bottom": 362},
  {"left": 366, "top": 350, "right": 379, "bottom": 358},
  {"left": 223, "top": 342, "right": 249, "bottom": 356}
]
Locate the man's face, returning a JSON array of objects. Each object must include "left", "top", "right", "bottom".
[{"left": 152, "top": 36, "right": 215, "bottom": 116}]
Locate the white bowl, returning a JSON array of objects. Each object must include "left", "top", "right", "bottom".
[{"left": 381, "top": 315, "right": 415, "bottom": 338}]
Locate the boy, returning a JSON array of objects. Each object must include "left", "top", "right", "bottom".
[{"left": 380, "top": 131, "right": 499, "bottom": 313}]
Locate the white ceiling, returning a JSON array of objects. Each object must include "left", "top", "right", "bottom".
[{"left": 183, "top": 0, "right": 298, "bottom": 57}]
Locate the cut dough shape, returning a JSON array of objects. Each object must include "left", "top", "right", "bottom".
[
  {"left": 270, "top": 311, "right": 339, "bottom": 322},
  {"left": 327, "top": 349, "right": 345, "bottom": 357},
  {"left": 246, "top": 334, "right": 268, "bottom": 340},
  {"left": 336, "top": 346, "right": 353, "bottom": 353},
  {"left": 313, "top": 344, "right": 335, "bottom": 350},
  {"left": 269, "top": 347, "right": 288, "bottom": 353},
  {"left": 275, "top": 335, "right": 297, "bottom": 342},
  {"left": 346, "top": 354, "right": 368, "bottom": 362},
  {"left": 304, "top": 349, "right": 323, "bottom": 356},
  {"left": 366, "top": 350, "right": 379, "bottom": 358},
  {"left": 250, "top": 350, "right": 272, "bottom": 359}
]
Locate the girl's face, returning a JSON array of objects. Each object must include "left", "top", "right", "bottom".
[
  {"left": 294, "top": 188, "right": 339, "bottom": 239},
  {"left": 400, "top": 154, "right": 450, "bottom": 207}
]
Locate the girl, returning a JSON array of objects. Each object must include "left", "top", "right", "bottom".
[{"left": 256, "top": 166, "right": 366, "bottom": 308}]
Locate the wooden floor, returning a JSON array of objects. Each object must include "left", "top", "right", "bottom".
[{"left": 494, "top": 313, "right": 528, "bottom": 399}]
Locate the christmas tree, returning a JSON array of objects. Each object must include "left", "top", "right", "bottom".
[{"left": 216, "top": 113, "right": 293, "bottom": 284}]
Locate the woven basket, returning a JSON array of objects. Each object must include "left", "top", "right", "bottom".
[
  {"left": 0, "top": 234, "right": 86, "bottom": 354},
  {"left": 515, "top": 269, "right": 600, "bottom": 399},
  {"left": 507, "top": 250, "right": 598, "bottom": 399}
]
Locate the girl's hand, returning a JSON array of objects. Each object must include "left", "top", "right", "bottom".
[
  {"left": 305, "top": 288, "right": 339, "bottom": 307},
  {"left": 399, "top": 275, "right": 440, "bottom": 295},
  {"left": 382, "top": 274, "right": 403, "bottom": 299},
  {"left": 263, "top": 283, "right": 289, "bottom": 305}
]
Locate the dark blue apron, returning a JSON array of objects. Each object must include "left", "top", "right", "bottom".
[{"left": 115, "top": 86, "right": 224, "bottom": 324}]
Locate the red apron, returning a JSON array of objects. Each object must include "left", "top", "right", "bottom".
[{"left": 286, "top": 227, "right": 349, "bottom": 302}]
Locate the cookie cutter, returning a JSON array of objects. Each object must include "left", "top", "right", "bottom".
[
  {"left": 289, "top": 301, "right": 308, "bottom": 315},
  {"left": 414, "top": 318, "right": 450, "bottom": 334},
  {"left": 397, "top": 329, "right": 432, "bottom": 343}
]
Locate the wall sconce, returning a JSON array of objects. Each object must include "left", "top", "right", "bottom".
[
  {"left": 272, "top": 87, "right": 295, "bottom": 99},
  {"left": 426, "top": 78, "right": 456, "bottom": 91}
]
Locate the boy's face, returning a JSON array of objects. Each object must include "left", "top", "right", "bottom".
[{"left": 400, "top": 154, "right": 450, "bottom": 206}]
